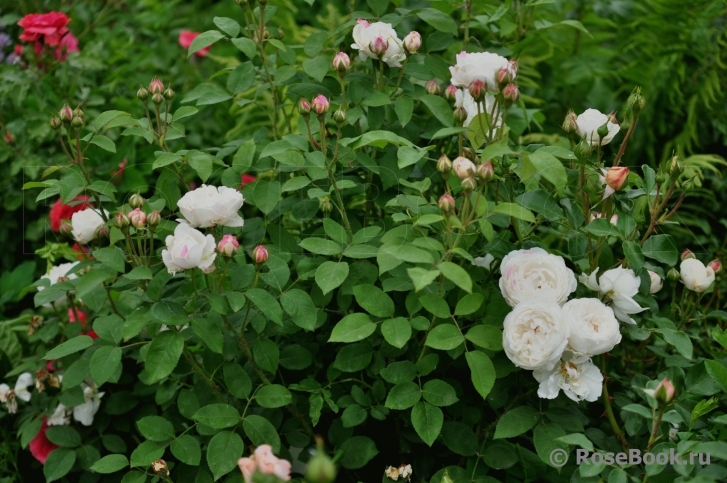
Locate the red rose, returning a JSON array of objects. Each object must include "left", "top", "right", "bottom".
[
  {"left": 55, "top": 33, "right": 78, "bottom": 61},
  {"left": 29, "top": 418, "right": 59, "bottom": 464},
  {"left": 241, "top": 174, "right": 257, "bottom": 186},
  {"left": 49, "top": 196, "right": 92, "bottom": 232},
  {"left": 179, "top": 30, "right": 211, "bottom": 57},
  {"left": 67, "top": 308, "right": 87, "bottom": 324},
  {"left": 18, "top": 12, "right": 71, "bottom": 46}
]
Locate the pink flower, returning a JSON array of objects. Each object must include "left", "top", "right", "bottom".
[
  {"left": 238, "top": 457, "right": 256, "bottom": 483},
  {"left": 18, "top": 12, "right": 71, "bottom": 45},
  {"left": 55, "top": 33, "right": 78, "bottom": 61},
  {"left": 311, "top": 95, "right": 330, "bottom": 115},
  {"left": 356, "top": 18, "right": 370, "bottom": 27},
  {"left": 217, "top": 234, "right": 240, "bottom": 257},
  {"left": 179, "top": 30, "right": 211, "bottom": 57},
  {"left": 241, "top": 174, "right": 257, "bottom": 186}
]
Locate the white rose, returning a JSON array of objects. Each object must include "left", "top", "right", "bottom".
[
  {"left": 48, "top": 403, "right": 71, "bottom": 426},
  {"left": 473, "top": 253, "right": 495, "bottom": 271},
  {"left": 73, "top": 384, "right": 104, "bottom": 426},
  {"left": 648, "top": 270, "right": 663, "bottom": 294},
  {"left": 454, "top": 89, "right": 502, "bottom": 130},
  {"left": 449, "top": 51, "right": 512, "bottom": 91},
  {"left": 177, "top": 185, "right": 244, "bottom": 228},
  {"left": 580, "top": 267, "right": 647, "bottom": 324},
  {"left": 562, "top": 298, "right": 622, "bottom": 356},
  {"left": 162, "top": 223, "right": 217, "bottom": 274},
  {"left": 680, "top": 258, "right": 715, "bottom": 293},
  {"left": 351, "top": 20, "right": 406, "bottom": 67},
  {"left": 499, "top": 247, "right": 577, "bottom": 307},
  {"left": 502, "top": 300, "right": 570, "bottom": 371},
  {"left": 71, "top": 208, "right": 107, "bottom": 244},
  {"left": 38, "top": 262, "right": 79, "bottom": 306},
  {"left": 575, "top": 108, "right": 620, "bottom": 146},
  {"left": 533, "top": 358, "right": 603, "bottom": 402}
]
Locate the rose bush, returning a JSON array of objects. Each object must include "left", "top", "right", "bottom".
[{"left": 2, "top": 1, "right": 727, "bottom": 483}]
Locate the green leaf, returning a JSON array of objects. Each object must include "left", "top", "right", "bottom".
[
  {"left": 252, "top": 180, "right": 281, "bottom": 214},
  {"left": 193, "top": 404, "right": 241, "bottom": 429},
  {"left": 422, "top": 379, "right": 458, "bottom": 407},
  {"left": 91, "top": 110, "right": 130, "bottom": 132},
  {"left": 245, "top": 288, "right": 283, "bottom": 325},
  {"left": 494, "top": 406, "right": 540, "bottom": 439},
  {"left": 89, "top": 454, "right": 128, "bottom": 474},
  {"left": 533, "top": 423, "right": 568, "bottom": 467},
  {"left": 151, "top": 301, "right": 187, "bottom": 325},
  {"left": 189, "top": 153, "right": 213, "bottom": 183},
  {"left": 455, "top": 293, "right": 485, "bottom": 316},
  {"left": 492, "top": 203, "right": 535, "bottom": 222},
  {"left": 192, "top": 316, "right": 224, "bottom": 354},
  {"left": 232, "top": 138, "right": 256, "bottom": 175},
  {"left": 418, "top": 294, "right": 450, "bottom": 318},
  {"left": 170, "top": 435, "right": 201, "bottom": 466},
  {"left": 227, "top": 62, "right": 256, "bottom": 94},
  {"left": 481, "top": 140, "right": 515, "bottom": 159},
  {"left": 213, "top": 16, "right": 240, "bottom": 37},
  {"left": 136, "top": 416, "right": 175, "bottom": 441},
  {"left": 45, "top": 426, "right": 82, "bottom": 447},
  {"left": 243, "top": 415, "right": 281, "bottom": 452},
  {"left": 130, "top": 441, "right": 164, "bottom": 467},
  {"left": 381, "top": 317, "right": 412, "bottom": 349},
  {"left": 315, "top": 261, "right": 349, "bottom": 295},
  {"left": 437, "top": 262, "right": 472, "bottom": 293},
  {"left": 231, "top": 37, "right": 257, "bottom": 59},
  {"left": 623, "top": 241, "right": 645, "bottom": 272},
  {"left": 90, "top": 346, "right": 122, "bottom": 386},
  {"left": 425, "top": 324, "right": 464, "bottom": 350},
  {"left": 408, "top": 268, "right": 440, "bottom": 292},
  {"left": 420, "top": 94, "right": 453, "bottom": 127},
  {"left": 206, "top": 431, "right": 244, "bottom": 481},
  {"left": 300, "top": 238, "right": 342, "bottom": 255},
  {"left": 585, "top": 218, "right": 619, "bottom": 237},
  {"left": 465, "top": 325, "right": 503, "bottom": 351},
  {"left": 555, "top": 433, "right": 594, "bottom": 451},
  {"left": 44, "top": 448, "right": 76, "bottom": 482},
  {"left": 704, "top": 361, "right": 727, "bottom": 393},
  {"left": 188, "top": 30, "right": 225, "bottom": 57},
  {"left": 395, "top": 96, "right": 414, "bottom": 126},
  {"left": 333, "top": 343, "right": 373, "bottom": 372},
  {"left": 223, "top": 362, "right": 252, "bottom": 399},
  {"left": 145, "top": 331, "right": 184, "bottom": 384},
  {"left": 529, "top": 149, "right": 567, "bottom": 191},
  {"left": 76, "top": 270, "right": 112, "bottom": 299},
  {"left": 303, "top": 56, "right": 331, "bottom": 82},
  {"left": 341, "top": 403, "right": 368, "bottom": 428},
  {"left": 655, "top": 328, "right": 693, "bottom": 359},
  {"left": 254, "top": 338, "right": 280, "bottom": 373},
  {"left": 416, "top": 8, "right": 458, "bottom": 34},
  {"left": 642, "top": 234, "right": 678, "bottom": 266},
  {"left": 44, "top": 336, "right": 94, "bottom": 360},
  {"left": 90, "top": 134, "right": 116, "bottom": 153},
  {"left": 466, "top": 351, "right": 496, "bottom": 400},
  {"left": 329, "top": 313, "right": 376, "bottom": 342},
  {"left": 411, "top": 401, "right": 444, "bottom": 446},
  {"left": 353, "top": 284, "right": 394, "bottom": 317},
  {"left": 255, "top": 384, "right": 292, "bottom": 408},
  {"left": 515, "top": 190, "right": 564, "bottom": 221},
  {"left": 339, "top": 436, "right": 378, "bottom": 469},
  {"left": 172, "top": 106, "right": 198, "bottom": 123},
  {"left": 280, "top": 289, "right": 318, "bottom": 331}
]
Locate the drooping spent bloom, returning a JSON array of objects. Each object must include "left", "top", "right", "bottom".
[
  {"left": 179, "top": 30, "right": 211, "bottom": 57},
  {"left": 48, "top": 404, "right": 71, "bottom": 426},
  {"left": 177, "top": 185, "right": 244, "bottom": 228},
  {"left": 449, "top": 51, "right": 515, "bottom": 92},
  {"left": 162, "top": 223, "right": 217, "bottom": 274},
  {"left": 49, "top": 195, "right": 92, "bottom": 232},
  {"left": 0, "top": 372, "right": 33, "bottom": 413},
  {"left": 499, "top": 247, "right": 577, "bottom": 307},
  {"left": 680, "top": 258, "right": 715, "bottom": 293},
  {"left": 580, "top": 267, "right": 647, "bottom": 324},
  {"left": 575, "top": 108, "right": 620, "bottom": 146},
  {"left": 351, "top": 20, "right": 406, "bottom": 67},
  {"left": 238, "top": 444, "right": 292, "bottom": 483}
]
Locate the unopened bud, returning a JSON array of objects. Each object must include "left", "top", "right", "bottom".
[
  {"left": 298, "top": 99, "right": 312, "bottom": 117},
  {"left": 59, "top": 104, "right": 73, "bottom": 122},
  {"left": 332, "top": 52, "right": 351, "bottom": 73},
  {"left": 462, "top": 147, "right": 476, "bottom": 161},
  {"left": 437, "top": 154, "right": 452, "bottom": 174},
  {"left": 305, "top": 438, "right": 337, "bottom": 483},
  {"left": 710, "top": 259, "right": 722, "bottom": 273},
  {"left": 217, "top": 234, "right": 239, "bottom": 257},
  {"left": 71, "top": 116, "right": 84, "bottom": 128},
  {"left": 113, "top": 212, "right": 130, "bottom": 230},
  {"left": 333, "top": 109, "right": 347, "bottom": 125},
  {"left": 320, "top": 197, "right": 333, "bottom": 213},
  {"left": 460, "top": 176, "right": 477, "bottom": 193},
  {"left": 496, "top": 67, "right": 511, "bottom": 87},
  {"left": 508, "top": 59, "right": 518, "bottom": 76},
  {"left": 682, "top": 249, "right": 695, "bottom": 261},
  {"left": 667, "top": 267, "right": 680, "bottom": 281},
  {"left": 468, "top": 80, "right": 486, "bottom": 102},
  {"left": 654, "top": 378, "right": 676, "bottom": 405},
  {"left": 669, "top": 155, "right": 683, "bottom": 176},
  {"left": 163, "top": 87, "right": 175, "bottom": 100},
  {"left": 562, "top": 109, "right": 578, "bottom": 134},
  {"left": 607, "top": 111, "right": 618, "bottom": 125},
  {"left": 152, "top": 93, "right": 164, "bottom": 105},
  {"left": 149, "top": 77, "right": 164, "bottom": 95},
  {"left": 148, "top": 210, "right": 161, "bottom": 227},
  {"left": 574, "top": 139, "right": 592, "bottom": 162},
  {"left": 443, "top": 85, "right": 458, "bottom": 102},
  {"left": 253, "top": 245, "right": 269, "bottom": 264},
  {"left": 129, "top": 208, "right": 146, "bottom": 228},
  {"left": 477, "top": 161, "right": 494, "bottom": 182},
  {"left": 129, "top": 193, "right": 145, "bottom": 209},
  {"left": 50, "top": 117, "right": 62, "bottom": 130},
  {"left": 648, "top": 270, "right": 663, "bottom": 294},
  {"left": 627, "top": 86, "right": 645, "bottom": 114},
  {"left": 452, "top": 156, "right": 476, "bottom": 180},
  {"left": 137, "top": 86, "right": 149, "bottom": 101},
  {"left": 59, "top": 219, "right": 73, "bottom": 237},
  {"left": 278, "top": 28, "right": 285, "bottom": 39},
  {"left": 609, "top": 214, "right": 619, "bottom": 226},
  {"left": 453, "top": 106, "right": 467, "bottom": 125},
  {"left": 370, "top": 37, "right": 388, "bottom": 58},
  {"left": 96, "top": 224, "right": 110, "bottom": 238},
  {"left": 73, "top": 107, "right": 84, "bottom": 119},
  {"left": 503, "top": 83, "right": 519, "bottom": 103},
  {"left": 596, "top": 121, "right": 610, "bottom": 139},
  {"left": 403, "top": 31, "right": 422, "bottom": 54},
  {"left": 425, "top": 79, "right": 441, "bottom": 96},
  {"left": 311, "top": 95, "right": 330, "bottom": 116},
  {"left": 438, "top": 194, "right": 455, "bottom": 214},
  {"left": 604, "top": 167, "right": 629, "bottom": 191}
]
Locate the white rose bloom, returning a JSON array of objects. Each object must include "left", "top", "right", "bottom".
[
  {"left": 502, "top": 300, "right": 570, "bottom": 371},
  {"left": 648, "top": 270, "right": 663, "bottom": 294},
  {"left": 162, "top": 223, "right": 217, "bottom": 274},
  {"left": 499, "top": 247, "right": 577, "bottom": 307},
  {"left": 575, "top": 108, "right": 620, "bottom": 146},
  {"left": 580, "top": 267, "right": 647, "bottom": 324},
  {"left": 351, "top": 20, "right": 406, "bottom": 67},
  {"left": 533, "top": 358, "right": 603, "bottom": 402},
  {"left": 73, "top": 384, "right": 104, "bottom": 426},
  {"left": 473, "top": 253, "right": 495, "bottom": 271},
  {"left": 71, "top": 208, "right": 107, "bottom": 244},
  {"left": 177, "top": 185, "right": 244, "bottom": 228},
  {"left": 680, "top": 258, "right": 715, "bottom": 293},
  {"left": 48, "top": 403, "right": 71, "bottom": 426},
  {"left": 449, "top": 51, "right": 513, "bottom": 91},
  {"left": 454, "top": 89, "right": 502, "bottom": 130},
  {"left": 38, "top": 262, "right": 79, "bottom": 306},
  {"left": 13, "top": 372, "right": 33, "bottom": 402},
  {"left": 562, "top": 298, "right": 622, "bottom": 356}
]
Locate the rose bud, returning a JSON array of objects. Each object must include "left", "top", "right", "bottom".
[
  {"left": 253, "top": 245, "right": 269, "bottom": 264},
  {"left": 403, "top": 31, "right": 422, "bottom": 54},
  {"left": 332, "top": 52, "right": 351, "bottom": 73},
  {"left": 667, "top": 267, "right": 680, "bottom": 281},
  {"left": 217, "top": 234, "right": 239, "bottom": 257},
  {"left": 59, "top": 104, "right": 73, "bottom": 122},
  {"left": 627, "top": 86, "right": 645, "bottom": 113},
  {"left": 73, "top": 107, "right": 84, "bottom": 119},
  {"left": 437, "top": 154, "right": 452, "bottom": 174},
  {"left": 129, "top": 193, "right": 145, "bottom": 209},
  {"left": 562, "top": 109, "right": 578, "bottom": 134},
  {"left": 71, "top": 116, "right": 84, "bottom": 128},
  {"left": 369, "top": 36, "right": 388, "bottom": 58},
  {"left": 607, "top": 111, "right": 618, "bottom": 125},
  {"left": 49, "top": 117, "right": 62, "bottom": 130},
  {"left": 59, "top": 219, "right": 73, "bottom": 237},
  {"left": 681, "top": 249, "right": 695, "bottom": 260},
  {"left": 468, "top": 80, "right": 486, "bottom": 101},
  {"left": 137, "top": 86, "right": 149, "bottom": 101},
  {"left": 113, "top": 212, "right": 130, "bottom": 230},
  {"left": 305, "top": 438, "right": 337, "bottom": 483},
  {"left": 319, "top": 197, "right": 333, "bottom": 213},
  {"left": 604, "top": 166, "right": 628, "bottom": 191},
  {"left": 508, "top": 59, "right": 519, "bottom": 75},
  {"left": 149, "top": 77, "right": 165, "bottom": 95},
  {"left": 503, "top": 84, "right": 519, "bottom": 103},
  {"left": 609, "top": 214, "right": 618, "bottom": 226},
  {"left": 460, "top": 176, "right": 477, "bottom": 193},
  {"left": 452, "top": 156, "right": 476, "bottom": 180},
  {"left": 96, "top": 224, "right": 110, "bottom": 238},
  {"left": 574, "top": 139, "right": 592, "bottom": 161},
  {"left": 311, "top": 95, "right": 330, "bottom": 115},
  {"left": 443, "top": 85, "right": 458, "bottom": 102},
  {"left": 654, "top": 378, "right": 676, "bottom": 405},
  {"left": 163, "top": 87, "right": 175, "bottom": 100},
  {"left": 648, "top": 270, "right": 663, "bottom": 294},
  {"left": 597, "top": 121, "right": 610, "bottom": 139},
  {"left": 438, "top": 194, "right": 455, "bottom": 214},
  {"left": 333, "top": 109, "right": 347, "bottom": 125},
  {"left": 148, "top": 210, "right": 162, "bottom": 227},
  {"left": 477, "top": 161, "right": 494, "bottom": 182},
  {"left": 298, "top": 99, "right": 312, "bottom": 117},
  {"left": 453, "top": 106, "right": 467, "bottom": 125},
  {"left": 462, "top": 147, "right": 476, "bottom": 161},
  {"left": 425, "top": 79, "right": 441, "bottom": 96},
  {"left": 152, "top": 93, "right": 164, "bottom": 105},
  {"left": 496, "top": 67, "right": 511, "bottom": 87},
  {"left": 709, "top": 259, "right": 722, "bottom": 273},
  {"left": 129, "top": 208, "right": 146, "bottom": 228}
]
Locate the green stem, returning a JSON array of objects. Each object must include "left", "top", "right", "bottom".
[{"left": 601, "top": 354, "right": 629, "bottom": 451}]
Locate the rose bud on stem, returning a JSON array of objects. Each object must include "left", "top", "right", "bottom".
[
  {"left": 437, "top": 154, "right": 452, "bottom": 176},
  {"left": 129, "top": 193, "right": 145, "bottom": 209},
  {"left": 253, "top": 245, "right": 269, "bottom": 265},
  {"left": 562, "top": 109, "right": 578, "bottom": 135},
  {"left": 453, "top": 106, "right": 467, "bottom": 125},
  {"left": 438, "top": 194, "right": 455, "bottom": 214},
  {"left": 403, "top": 31, "right": 421, "bottom": 54},
  {"left": 468, "top": 80, "right": 486, "bottom": 102},
  {"left": 217, "top": 234, "right": 239, "bottom": 257},
  {"left": 681, "top": 249, "right": 695, "bottom": 260},
  {"left": 425, "top": 79, "right": 441, "bottom": 96},
  {"left": 129, "top": 208, "right": 146, "bottom": 229},
  {"left": 709, "top": 259, "right": 722, "bottom": 274},
  {"left": 477, "top": 160, "right": 494, "bottom": 183},
  {"left": 452, "top": 156, "right": 476, "bottom": 180},
  {"left": 503, "top": 84, "right": 519, "bottom": 104},
  {"left": 369, "top": 37, "right": 388, "bottom": 58},
  {"left": 332, "top": 52, "right": 350, "bottom": 75},
  {"left": 443, "top": 85, "right": 458, "bottom": 102}
]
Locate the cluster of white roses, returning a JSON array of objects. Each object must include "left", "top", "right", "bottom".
[
  {"left": 350, "top": 19, "right": 421, "bottom": 67},
  {"left": 499, "top": 248, "right": 627, "bottom": 402}
]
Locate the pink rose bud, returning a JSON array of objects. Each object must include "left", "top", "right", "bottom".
[
  {"left": 148, "top": 210, "right": 161, "bottom": 227},
  {"left": 298, "top": 99, "right": 312, "bottom": 115},
  {"left": 508, "top": 59, "right": 519, "bottom": 75},
  {"left": 49, "top": 117, "right": 62, "bottom": 130},
  {"left": 253, "top": 245, "right": 269, "bottom": 264},
  {"left": 452, "top": 156, "right": 476, "bottom": 180},
  {"left": 332, "top": 52, "right": 350, "bottom": 72},
  {"left": 370, "top": 36, "right": 388, "bottom": 57},
  {"left": 129, "top": 193, "right": 145, "bottom": 209},
  {"left": 403, "top": 31, "right": 422, "bottom": 54},
  {"left": 129, "top": 208, "right": 147, "bottom": 228},
  {"left": 654, "top": 378, "right": 676, "bottom": 405},
  {"left": 468, "top": 80, "right": 486, "bottom": 101},
  {"left": 453, "top": 106, "right": 467, "bottom": 124},
  {"left": 604, "top": 166, "right": 628, "bottom": 191},
  {"left": 709, "top": 259, "right": 722, "bottom": 273},
  {"left": 609, "top": 214, "right": 618, "bottom": 226},
  {"left": 681, "top": 249, "right": 695, "bottom": 260},
  {"left": 478, "top": 161, "right": 494, "bottom": 182},
  {"left": 562, "top": 109, "right": 578, "bottom": 134},
  {"left": 217, "top": 234, "right": 239, "bottom": 257},
  {"left": 461, "top": 176, "right": 477, "bottom": 193},
  {"left": 437, "top": 153, "right": 452, "bottom": 174},
  {"left": 311, "top": 95, "right": 330, "bottom": 115},
  {"left": 425, "top": 79, "right": 441, "bottom": 96},
  {"left": 59, "top": 219, "right": 73, "bottom": 237},
  {"left": 59, "top": 104, "right": 73, "bottom": 122},
  {"left": 113, "top": 212, "right": 130, "bottom": 230},
  {"left": 496, "top": 67, "right": 513, "bottom": 87},
  {"left": 97, "top": 225, "right": 110, "bottom": 238},
  {"left": 607, "top": 111, "right": 619, "bottom": 125},
  {"left": 356, "top": 18, "right": 370, "bottom": 27},
  {"left": 503, "top": 84, "right": 519, "bottom": 102},
  {"left": 438, "top": 194, "right": 455, "bottom": 214},
  {"left": 444, "top": 85, "right": 458, "bottom": 102},
  {"left": 149, "top": 77, "right": 164, "bottom": 95}
]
